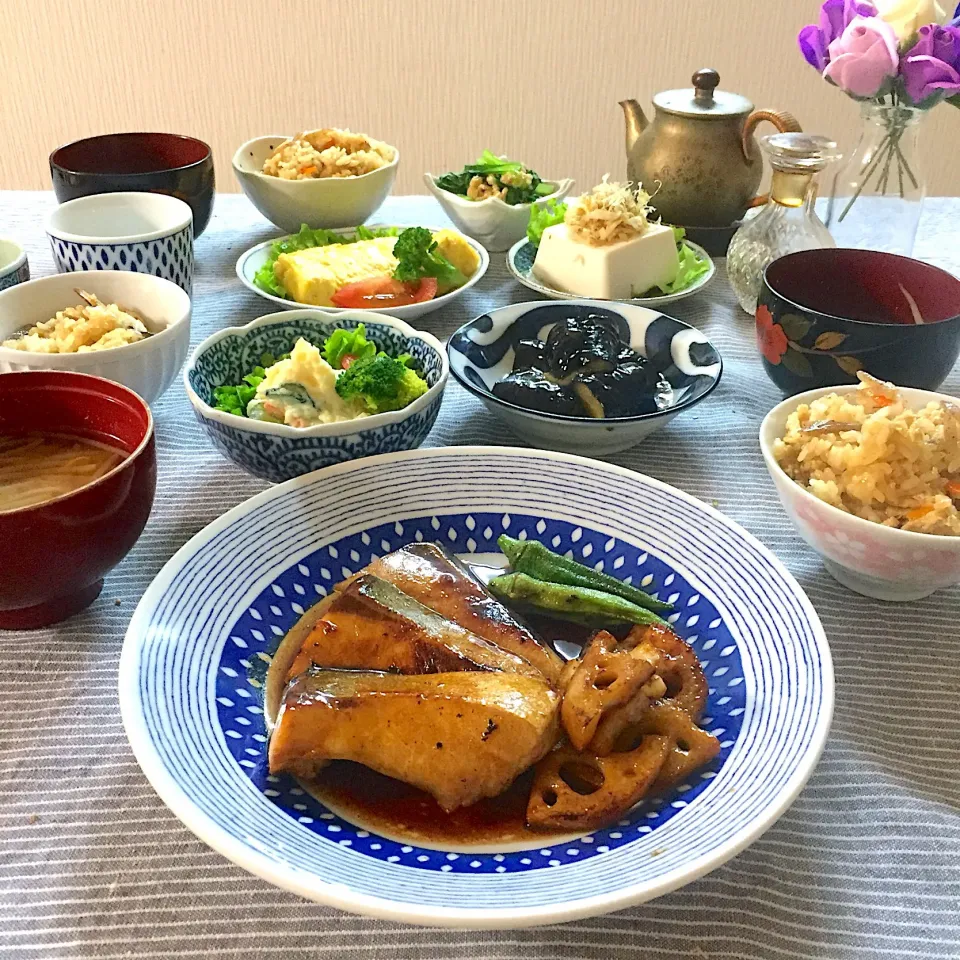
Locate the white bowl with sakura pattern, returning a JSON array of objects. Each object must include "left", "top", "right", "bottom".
[{"left": 760, "top": 385, "right": 960, "bottom": 602}]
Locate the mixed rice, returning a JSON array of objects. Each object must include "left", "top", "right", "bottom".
[
  {"left": 773, "top": 372, "right": 960, "bottom": 536},
  {"left": 261, "top": 128, "right": 395, "bottom": 180},
  {"left": 2, "top": 297, "right": 149, "bottom": 353}
]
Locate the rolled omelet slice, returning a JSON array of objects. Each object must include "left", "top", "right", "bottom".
[
  {"left": 273, "top": 237, "right": 399, "bottom": 306},
  {"left": 273, "top": 231, "right": 479, "bottom": 306},
  {"left": 432, "top": 230, "right": 480, "bottom": 288}
]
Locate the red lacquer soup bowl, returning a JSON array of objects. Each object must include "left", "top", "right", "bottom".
[{"left": 0, "top": 371, "right": 156, "bottom": 629}]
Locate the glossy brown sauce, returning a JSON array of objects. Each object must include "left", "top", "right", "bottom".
[{"left": 306, "top": 762, "right": 542, "bottom": 847}]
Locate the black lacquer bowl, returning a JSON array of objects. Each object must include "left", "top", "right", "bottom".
[
  {"left": 757, "top": 249, "right": 960, "bottom": 395},
  {"left": 50, "top": 133, "right": 215, "bottom": 237},
  {"left": 448, "top": 300, "right": 722, "bottom": 454}
]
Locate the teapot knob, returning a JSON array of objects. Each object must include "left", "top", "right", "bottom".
[{"left": 692, "top": 68, "right": 720, "bottom": 103}]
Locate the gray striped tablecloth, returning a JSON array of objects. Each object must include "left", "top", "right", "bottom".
[{"left": 1, "top": 191, "right": 958, "bottom": 960}]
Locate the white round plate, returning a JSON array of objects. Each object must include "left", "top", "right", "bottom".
[
  {"left": 236, "top": 225, "right": 489, "bottom": 321},
  {"left": 120, "top": 447, "right": 833, "bottom": 929},
  {"left": 507, "top": 238, "right": 715, "bottom": 307}
]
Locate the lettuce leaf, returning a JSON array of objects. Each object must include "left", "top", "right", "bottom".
[
  {"left": 323, "top": 323, "right": 377, "bottom": 369},
  {"left": 653, "top": 237, "right": 711, "bottom": 295},
  {"left": 527, "top": 200, "right": 567, "bottom": 246}
]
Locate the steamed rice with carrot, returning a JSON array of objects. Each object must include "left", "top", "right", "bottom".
[
  {"left": 773, "top": 372, "right": 960, "bottom": 536},
  {"left": 261, "top": 129, "right": 395, "bottom": 180}
]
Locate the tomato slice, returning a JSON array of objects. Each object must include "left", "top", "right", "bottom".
[
  {"left": 331, "top": 276, "right": 438, "bottom": 309},
  {"left": 410, "top": 277, "right": 438, "bottom": 302},
  {"left": 339, "top": 353, "right": 358, "bottom": 369}
]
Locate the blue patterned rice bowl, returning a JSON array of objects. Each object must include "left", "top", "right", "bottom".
[{"left": 185, "top": 310, "right": 447, "bottom": 483}]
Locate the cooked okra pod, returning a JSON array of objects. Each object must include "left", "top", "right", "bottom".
[
  {"left": 488, "top": 572, "right": 669, "bottom": 627},
  {"left": 497, "top": 535, "right": 671, "bottom": 612}
]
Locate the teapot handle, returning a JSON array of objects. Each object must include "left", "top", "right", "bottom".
[{"left": 743, "top": 109, "right": 802, "bottom": 207}]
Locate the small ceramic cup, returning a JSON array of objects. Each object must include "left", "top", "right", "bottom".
[
  {"left": 0, "top": 239, "right": 29, "bottom": 292},
  {"left": 46, "top": 192, "right": 194, "bottom": 295},
  {"left": 757, "top": 248, "right": 960, "bottom": 395}
]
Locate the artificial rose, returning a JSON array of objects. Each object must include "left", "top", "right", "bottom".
[
  {"left": 823, "top": 16, "right": 900, "bottom": 96},
  {"left": 872, "top": 0, "right": 951, "bottom": 40},
  {"left": 901, "top": 23, "right": 960, "bottom": 103},
  {"left": 799, "top": 0, "right": 879, "bottom": 71}
]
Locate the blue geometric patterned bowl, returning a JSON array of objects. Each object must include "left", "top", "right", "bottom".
[
  {"left": 185, "top": 310, "right": 447, "bottom": 483},
  {"left": 46, "top": 191, "right": 194, "bottom": 295},
  {"left": 119, "top": 447, "right": 833, "bottom": 928}
]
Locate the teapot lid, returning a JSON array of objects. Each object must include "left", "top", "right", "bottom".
[{"left": 653, "top": 68, "right": 754, "bottom": 119}]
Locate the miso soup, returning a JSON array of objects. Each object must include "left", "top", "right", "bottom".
[{"left": 0, "top": 432, "right": 127, "bottom": 512}]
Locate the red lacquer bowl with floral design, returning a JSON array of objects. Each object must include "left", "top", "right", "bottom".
[
  {"left": 0, "top": 371, "right": 156, "bottom": 629},
  {"left": 757, "top": 249, "right": 960, "bottom": 396}
]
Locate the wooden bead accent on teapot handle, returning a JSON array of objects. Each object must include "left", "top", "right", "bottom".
[{"left": 742, "top": 109, "right": 802, "bottom": 207}]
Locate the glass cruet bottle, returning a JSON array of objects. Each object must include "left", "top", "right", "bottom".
[{"left": 728, "top": 133, "right": 841, "bottom": 315}]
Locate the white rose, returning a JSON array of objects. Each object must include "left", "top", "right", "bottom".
[{"left": 872, "top": 0, "right": 951, "bottom": 40}]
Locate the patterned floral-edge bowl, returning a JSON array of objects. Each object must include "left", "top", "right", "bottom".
[
  {"left": 448, "top": 300, "right": 722, "bottom": 455},
  {"left": 118, "top": 446, "right": 833, "bottom": 928},
  {"left": 184, "top": 309, "right": 448, "bottom": 483},
  {"left": 760, "top": 383, "right": 960, "bottom": 601}
]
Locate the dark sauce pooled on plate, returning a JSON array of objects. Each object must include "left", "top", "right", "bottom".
[
  {"left": 305, "top": 763, "right": 539, "bottom": 847},
  {"left": 492, "top": 313, "right": 671, "bottom": 418}
]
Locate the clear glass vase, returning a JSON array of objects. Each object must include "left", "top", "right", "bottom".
[
  {"left": 824, "top": 102, "right": 926, "bottom": 257},
  {"left": 728, "top": 133, "right": 840, "bottom": 315}
]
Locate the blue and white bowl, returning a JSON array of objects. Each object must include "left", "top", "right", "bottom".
[
  {"left": 449, "top": 300, "right": 722, "bottom": 455},
  {"left": 0, "top": 238, "right": 29, "bottom": 292},
  {"left": 185, "top": 309, "right": 447, "bottom": 483},
  {"left": 119, "top": 446, "right": 833, "bottom": 928},
  {"left": 46, "top": 191, "right": 194, "bottom": 295}
]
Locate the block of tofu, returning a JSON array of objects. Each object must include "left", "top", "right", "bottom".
[
  {"left": 532, "top": 222, "right": 679, "bottom": 300},
  {"left": 273, "top": 236, "right": 399, "bottom": 306}
]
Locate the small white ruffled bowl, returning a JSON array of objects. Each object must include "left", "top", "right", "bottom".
[
  {"left": 760, "top": 384, "right": 960, "bottom": 602},
  {"left": 0, "top": 269, "right": 191, "bottom": 406},
  {"left": 423, "top": 173, "right": 574, "bottom": 251},
  {"left": 234, "top": 136, "right": 399, "bottom": 233}
]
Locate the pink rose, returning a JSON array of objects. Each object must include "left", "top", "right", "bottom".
[{"left": 823, "top": 16, "right": 900, "bottom": 96}]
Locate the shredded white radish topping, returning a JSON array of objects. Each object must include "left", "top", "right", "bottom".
[{"left": 565, "top": 176, "right": 654, "bottom": 245}]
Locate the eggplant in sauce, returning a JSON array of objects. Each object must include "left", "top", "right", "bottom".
[{"left": 491, "top": 313, "right": 670, "bottom": 419}]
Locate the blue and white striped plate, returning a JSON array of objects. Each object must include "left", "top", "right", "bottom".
[{"left": 119, "top": 447, "right": 833, "bottom": 928}]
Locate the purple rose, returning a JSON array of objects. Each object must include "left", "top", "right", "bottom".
[
  {"left": 799, "top": 0, "right": 879, "bottom": 71},
  {"left": 823, "top": 16, "right": 900, "bottom": 96},
  {"left": 901, "top": 24, "right": 960, "bottom": 104}
]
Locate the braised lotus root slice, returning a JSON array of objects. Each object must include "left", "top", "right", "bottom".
[
  {"left": 589, "top": 674, "right": 667, "bottom": 757},
  {"left": 624, "top": 624, "right": 708, "bottom": 721},
  {"left": 560, "top": 630, "right": 660, "bottom": 750},
  {"left": 525, "top": 735, "right": 672, "bottom": 832},
  {"left": 627, "top": 700, "right": 721, "bottom": 792}
]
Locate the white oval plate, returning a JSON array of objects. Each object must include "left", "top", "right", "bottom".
[
  {"left": 507, "top": 237, "right": 715, "bottom": 307},
  {"left": 236, "top": 225, "right": 489, "bottom": 321},
  {"left": 120, "top": 446, "right": 833, "bottom": 929}
]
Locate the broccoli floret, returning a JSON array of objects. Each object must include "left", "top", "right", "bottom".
[{"left": 334, "top": 354, "right": 428, "bottom": 414}]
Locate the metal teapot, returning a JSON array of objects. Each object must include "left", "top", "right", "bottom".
[{"left": 620, "top": 68, "right": 801, "bottom": 229}]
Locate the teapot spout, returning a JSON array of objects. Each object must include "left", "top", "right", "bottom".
[{"left": 619, "top": 99, "right": 648, "bottom": 151}]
